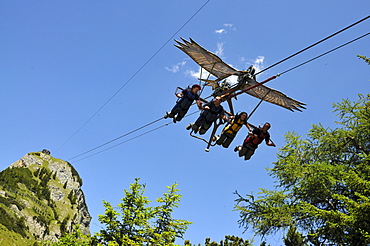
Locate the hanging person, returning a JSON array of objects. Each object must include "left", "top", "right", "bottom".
[
  {"left": 216, "top": 112, "right": 252, "bottom": 148},
  {"left": 164, "top": 84, "right": 202, "bottom": 123},
  {"left": 234, "top": 122, "right": 276, "bottom": 160},
  {"left": 186, "top": 96, "right": 227, "bottom": 135}
]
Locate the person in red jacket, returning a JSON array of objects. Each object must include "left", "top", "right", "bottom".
[{"left": 234, "top": 122, "right": 276, "bottom": 160}]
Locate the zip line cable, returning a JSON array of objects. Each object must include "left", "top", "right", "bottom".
[
  {"left": 255, "top": 14, "right": 370, "bottom": 76},
  {"left": 67, "top": 31, "right": 370, "bottom": 162},
  {"left": 73, "top": 124, "right": 170, "bottom": 163},
  {"left": 55, "top": 0, "right": 212, "bottom": 153},
  {"left": 68, "top": 117, "right": 164, "bottom": 160},
  {"left": 71, "top": 111, "right": 200, "bottom": 163},
  {"left": 279, "top": 32, "right": 370, "bottom": 75},
  {"left": 68, "top": 99, "right": 211, "bottom": 161}
]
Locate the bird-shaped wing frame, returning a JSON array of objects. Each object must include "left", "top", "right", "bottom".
[
  {"left": 241, "top": 79, "right": 306, "bottom": 112},
  {"left": 175, "top": 38, "right": 241, "bottom": 81}
]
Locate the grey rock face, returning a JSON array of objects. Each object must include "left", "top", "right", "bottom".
[{"left": 1, "top": 151, "right": 91, "bottom": 242}]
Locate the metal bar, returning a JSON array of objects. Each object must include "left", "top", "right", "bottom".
[{"left": 229, "top": 75, "right": 278, "bottom": 99}]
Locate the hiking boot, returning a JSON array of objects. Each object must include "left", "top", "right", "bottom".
[
  {"left": 234, "top": 145, "right": 241, "bottom": 152},
  {"left": 186, "top": 123, "right": 193, "bottom": 130}
]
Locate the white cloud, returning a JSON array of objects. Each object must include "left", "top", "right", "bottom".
[
  {"left": 186, "top": 67, "right": 210, "bottom": 80},
  {"left": 215, "top": 28, "right": 226, "bottom": 34},
  {"left": 215, "top": 42, "right": 224, "bottom": 57},
  {"left": 223, "top": 23, "right": 236, "bottom": 30},
  {"left": 228, "top": 75, "right": 239, "bottom": 85},
  {"left": 215, "top": 24, "right": 236, "bottom": 35},
  {"left": 252, "top": 56, "right": 265, "bottom": 73},
  {"left": 165, "top": 60, "right": 186, "bottom": 73},
  {"left": 243, "top": 56, "right": 266, "bottom": 76}
]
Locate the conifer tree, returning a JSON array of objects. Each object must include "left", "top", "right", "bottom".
[
  {"left": 94, "top": 178, "right": 191, "bottom": 245},
  {"left": 235, "top": 94, "right": 370, "bottom": 245}
]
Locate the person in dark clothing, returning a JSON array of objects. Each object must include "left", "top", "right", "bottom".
[
  {"left": 234, "top": 122, "right": 276, "bottom": 160},
  {"left": 165, "top": 84, "right": 202, "bottom": 123},
  {"left": 186, "top": 96, "right": 226, "bottom": 135},
  {"left": 216, "top": 112, "right": 252, "bottom": 148}
]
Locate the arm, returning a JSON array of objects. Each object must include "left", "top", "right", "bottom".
[
  {"left": 266, "top": 141, "right": 276, "bottom": 147},
  {"left": 176, "top": 92, "right": 183, "bottom": 98},
  {"left": 245, "top": 122, "right": 253, "bottom": 132},
  {"left": 265, "top": 134, "right": 276, "bottom": 147},
  {"left": 202, "top": 102, "right": 211, "bottom": 110},
  {"left": 220, "top": 108, "right": 227, "bottom": 120}
]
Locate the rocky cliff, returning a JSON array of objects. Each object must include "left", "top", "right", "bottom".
[{"left": 0, "top": 151, "right": 91, "bottom": 245}]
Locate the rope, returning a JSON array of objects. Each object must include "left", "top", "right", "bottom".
[
  {"left": 55, "top": 0, "right": 212, "bottom": 153},
  {"left": 255, "top": 15, "right": 370, "bottom": 76}
]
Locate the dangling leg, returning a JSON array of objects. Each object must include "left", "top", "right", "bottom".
[
  {"left": 238, "top": 146, "right": 247, "bottom": 157},
  {"left": 216, "top": 134, "right": 227, "bottom": 145},
  {"left": 244, "top": 145, "right": 256, "bottom": 160},
  {"left": 165, "top": 104, "right": 180, "bottom": 119},
  {"left": 190, "top": 117, "right": 205, "bottom": 134},
  {"left": 199, "top": 122, "right": 212, "bottom": 135},
  {"left": 175, "top": 108, "right": 189, "bottom": 122},
  {"left": 222, "top": 133, "right": 235, "bottom": 148}
]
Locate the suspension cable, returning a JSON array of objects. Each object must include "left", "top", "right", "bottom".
[
  {"left": 70, "top": 111, "right": 200, "bottom": 163},
  {"left": 68, "top": 117, "right": 164, "bottom": 160},
  {"left": 198, "top": 62, "right": 216, "bottom": 97},
  {"left": 55, "top": 0, "right": 212, "bottom": 153},
  {"left": 255, "top": 15, "right": 370, "bottom": 76},
  {"left": 247, "top": 89, "right": 272, "bottom": 121},
  {"left": 279, "top": 32, "right": 370, "bottom": 75}
]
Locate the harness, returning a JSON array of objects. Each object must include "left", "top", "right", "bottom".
[
  {"left": 201, "top": 102, "right": 224, "bottom": 122},
  {"left": 178, "top": 88, "right": 199, "bottom": 110},
  {"left": 224, "top": 117, "right": 246, "bottom": 135},
  {"left": 244, "top": 128, "right": 269, "bottom": 148}
]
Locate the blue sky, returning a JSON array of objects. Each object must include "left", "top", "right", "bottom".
[{"left": 1, "top": 1, "right": 369, "bottom": 245}]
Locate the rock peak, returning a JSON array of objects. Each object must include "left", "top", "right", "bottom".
[{"left": 0, "top": 151, "right": 91, "bottom": 244}]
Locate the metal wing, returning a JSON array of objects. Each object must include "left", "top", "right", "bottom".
[
  {"left": 241, "top": 80, "right": 306, "bottom": 112},
  {"left": 175, "top": 38, "right": 241, "bottom": 80}
]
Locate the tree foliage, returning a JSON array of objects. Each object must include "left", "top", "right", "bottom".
[
  {"left": 40, "top": 225, "right": 91, "bottom": 246},
  {"left": 184, "top": 235, "right": 252, "bottom": 246},
  {"left": 235, "top": 94, "right": 370, "bottom": 245},
  {"left": 93, "top": 178, "right": 192, "bottom": 245},
  {"left": 358, "top": 54, "right": 370, "bottom": 65},
  {"left": 283, "top": 226, "right": 307, "bottom": 246}
]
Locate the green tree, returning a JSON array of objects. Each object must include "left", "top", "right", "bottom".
[
  {"left": 235, "top": 94, "right": 370, "bottom": 245},
  {"left": 184, "top": 235, "right": 252, "bottom": 246},
  {"left": 94, "top": 178, "right": 192, "bottom": 245},
  {"left": 358, "top": 54, "right": 370, "bottom": 65},
  {"left": 283, "top": 226, "right": 307, "bottom": 246},
  {"left": 40, "top": 225, "right": 90, "bottom": 246}
]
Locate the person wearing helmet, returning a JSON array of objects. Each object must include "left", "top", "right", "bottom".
[
  {"left": 216, "top": 112, "right": 252, "bottom": 148},
  {"left": 234, "top": 122, "right": 276, "bottom": 160},
  {"left": 186, "top": 96, "right": 227, "bottom": 135},
  {"left": 165, "top": 84, "right": 202, "bottom": 123}
]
